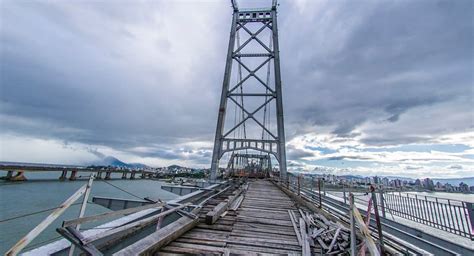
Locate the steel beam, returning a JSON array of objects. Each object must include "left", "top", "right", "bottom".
[{"left": 271, "top": 6, "right": 287, "bottom": 180}]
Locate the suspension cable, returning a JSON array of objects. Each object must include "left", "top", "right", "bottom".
[
  {"left": 102, "top": 180, "right": 145, "bottom": 201},
  {"left": 0, "top": 202, "right": 84, "bottom": 223}
]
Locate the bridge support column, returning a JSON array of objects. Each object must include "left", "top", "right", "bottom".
[
  {"left": 121, "top": 172, "right": 127, "bottom": 179},
  {"left": 9, "top": 171, "right": 27, "bottom": 181},
  {"left": 69, "top": 170, "right": 77, "bottom": 181},
  {"left": 96, "top": 171, "right": 102, "bottom": 179},
  {"left": 59, "top": 170, "right": 68, "bottom": 181},
  {"left": 6, "top": 171, "right": 13, "bottom": 180},
  {"left": 105, "top": 171, "right": 111, "bottom": 180},
  {"left": 140, "top": 171, "right": 145, "bottom": 179},
  {"left": 130, "top": 172, "right": 136, "bottom": 179}
]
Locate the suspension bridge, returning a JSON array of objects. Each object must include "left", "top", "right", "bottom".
[{"left": 5, "top": 1, "right": 474, "bottom": 255}]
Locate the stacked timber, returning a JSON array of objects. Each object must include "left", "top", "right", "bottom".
[{"left": 289, "top": 209, "right": 356, "bottom": 255}]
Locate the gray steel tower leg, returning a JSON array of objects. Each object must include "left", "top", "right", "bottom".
[
  {"left": 210, "top": 2, "right": 286, "bottom": 181},
  {"left": 271, "top": 5, "right": 287, "bottom": 181},
  {"left": 210, "top": 10, "right": 238, "bottom": 181}
]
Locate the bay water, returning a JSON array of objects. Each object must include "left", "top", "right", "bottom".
[{"left": 0, "top": 171, "right": 178, "bottom": 254}]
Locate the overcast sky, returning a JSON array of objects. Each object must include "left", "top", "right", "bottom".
[{"left": 1, "top": 0, "right": 472, "bottom": 178}]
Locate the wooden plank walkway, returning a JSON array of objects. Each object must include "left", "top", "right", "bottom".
[{"left": 158, "top": 179, "right": 321, "bottom": 255}]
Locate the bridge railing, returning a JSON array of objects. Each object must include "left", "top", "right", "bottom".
[
  {"left": 283, "top": 173, "right": 474, "bottom": 241},
  {"left": 382, "top": 191, "right": 473, "bottom": 239}
]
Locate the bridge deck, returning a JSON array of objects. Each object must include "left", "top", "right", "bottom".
[{"left": 158, "top": 179, "right": 320, "bottom": 255}]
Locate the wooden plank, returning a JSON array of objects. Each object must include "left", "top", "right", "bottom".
[
  {"left": 239, "top": 205, "right": 290, "bottom": 212},
  {"left": 56, "top": 227, "right": 103, "bottom": 256},
  {"left": 317, "top": 238, "right": 328, "bottom": 250},
  {"left": 206, "top": 202, "right": 229, "bottom": 225},
  {"left": 84, "top": 203, "right": 190, "bottom": 244},
  {"left": 196, "top": 223, "right": 233, "bottom": 231},
  {"left": 181, "top": 233, "right": 229, "bottom": 241},
  {"left": 228, "top": 235, "right": 300, "bottom": 247},
  {"left": 190, "top": 227, "right": 230, "bottom": 234},
  {"left": 63, "top": 202, "right": 165, "bottom": 227},
  {"left": 233, "top": 226, "right": 294, "bottom": 235},
  {"left": 68, "top": 175, "right": 94, "bottom": 256},
  {"left": 226, "top": 244, "right": 300, "bottom": 255},
  {"left": 113, "top": 215, "right": 199, "bottom": 256},
  {"left": 300, "top": 217, "right": 310, "bottom": 256},
  {"left": 160, "top": 245, "right": 222, "bottom": 255},
  {"left": 353, "top": 206, "right": 380, "bottom": 256},
  {"left": 288, "top": 210, "right": 302, "bottom": 246},
  {"left": 230, "top": 230, "right": 297, "bottom": 241},
  {"left": 327, "top": 227, "right": 341, "bottom": 253},
  {"left": 231, "top": 227, "right": 296, "bottom": 236},
  {"left": 236, "top": 216, "right": 293, "bottom": 226},
  {"left": 206, "top": 186, "right": 244, "bottom": 224},
  {"left": 229, "top": 195, "right": 244, "bottom": 210},
  {"left": 238, "top": 212, "right": 292, "bottom": 220},
  {"left": 175, "top": 237, "right": 226, "bottom": 247},
  {"left": 167, "top": 241, "right": 226, "bottom": 252},
  {"left": 226, "top": 249, "right": 283, "bottom": 256}
]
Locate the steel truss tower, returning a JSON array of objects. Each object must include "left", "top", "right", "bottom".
[{"left": 210, "top": 0, "right": 287, "bottom": 180}]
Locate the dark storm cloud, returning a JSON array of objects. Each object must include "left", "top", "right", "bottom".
[
  {"left": 0, "top": 0, "right": 472, "bottom": 165},
  {"left": 0, "top": 0, "right": 227, "bottom": 150},
  {"left": 280, "top": 0, "right": 473, "bottom": 141}
]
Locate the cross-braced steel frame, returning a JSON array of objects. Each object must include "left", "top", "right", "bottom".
[{"left": 210, "top": 0, "right": 287, "bottom": 181}]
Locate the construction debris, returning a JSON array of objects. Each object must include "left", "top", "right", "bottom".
[{"left": 290, "top": 209, "right": 358, "bottom": 255}]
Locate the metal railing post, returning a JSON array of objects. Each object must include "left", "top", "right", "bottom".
[
  {"left": 297, "top": 175, "right": 301, "bottom": 195},
  {"left": 318, "top": 178, "right": 322, "bottom": 208},
  {"left": 286, "top": 174, "right": 290, "bottom": 189},
  {"left": 379, "top": 188, "right": 386, "bottom": 218},
  {"left": 343, "top": 183, "right": 347, "bottom": 205},
  {"left": 323, "top": 179, "right": 326, "bottom": 196},
  {"left": 371, "top": 185, "right": 385, "bottom": 254},
  {"left": 349, "top": 193, "right": 356, "bottom": 255},
  {"left": 466, "top": 202, "right": 474, "bottom": 240}
]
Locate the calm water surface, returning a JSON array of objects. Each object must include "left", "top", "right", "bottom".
[{"left": 0, "top": 171, "right": 178, "bottom": 254}]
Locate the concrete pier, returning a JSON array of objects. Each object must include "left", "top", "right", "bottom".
[
  {"left": 9, "top": 171, "right": 27, "bottom": 181},
  {"left": 59, "top": 170, "right": 68, "bottom": 181},
  {"left": 69, "top": 170, "right": 77, "bottom": 181},
  {"left": 6, "top": 171, "right": 13, "bottom": 180}
]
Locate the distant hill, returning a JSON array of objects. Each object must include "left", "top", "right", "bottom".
[
  {"left": 168, "top": 164, "right": 184, "bottom": 169},
  {"left": 91, "top": 156, "right": 149, "bottom": 169},
  {"left": 102, "top": 156, "right": 128, "bottom": 167}
]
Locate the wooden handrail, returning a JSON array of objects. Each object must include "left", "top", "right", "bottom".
[
  {"left": 351, "top": 198, "right": 379, "bottom": 256},
  {"left": 62, "top": 202, "right": 165, "bottom": 227},
  {"left": 6, "top": 182, "right": 89, "bottom": 256}
]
